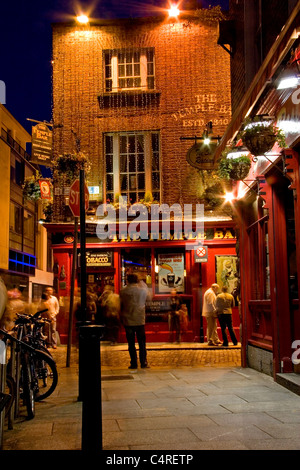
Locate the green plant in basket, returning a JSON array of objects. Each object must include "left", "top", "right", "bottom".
[
  {"left": 238, "top": 117, "right": 286, "bottom": 156},
  {"left": 218, "top": 152, "right": 252, "bottom": 181}
]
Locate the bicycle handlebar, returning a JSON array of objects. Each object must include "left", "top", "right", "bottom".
[{"left": 0, "top": 328, "right": 52, "bottom": 358}]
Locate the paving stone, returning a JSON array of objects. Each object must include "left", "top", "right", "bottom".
[{"left": 2, "top": 344, "right": 300, "bottom": 452}]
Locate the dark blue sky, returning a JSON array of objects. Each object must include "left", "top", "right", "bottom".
[{"left": 1, "top": 0, "right": 228, "bottom": 135}]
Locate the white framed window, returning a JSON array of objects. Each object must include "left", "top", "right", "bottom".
[
  {"left": 105, "top": 131, "right": 160, "bottom": 204},
  {"left": 104, "top": 48, "right": 155, "bottom": 93}
]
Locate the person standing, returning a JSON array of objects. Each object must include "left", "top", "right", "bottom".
[
  {"left": 168, "top": 288, "right": 182, "bottom": 343},
  {"left": 202, "top": 283, "right": 222, "bottom": 346},
  {"left": 120, "top": 273, "right": 149, "bottom": 369},
  {"left": 44, "top": 287, "right": 60, "bottom": 349},
  {"left": 216, "top": 285, "right": 238, "bottom": 347}
]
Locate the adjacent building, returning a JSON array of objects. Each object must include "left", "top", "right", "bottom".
[
  {"left": 216, "top": 0, "right": 300, "bottom": 379},
  {"left": 0, "top": 104, "right": 53, "bottom": 304}
]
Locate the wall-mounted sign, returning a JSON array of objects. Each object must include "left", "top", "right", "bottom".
[
  {"left": 158, "top": 253, "right": 185, "bottom": 293},
  {"left": 186, "top": 142, "right": 217, "bottom": 170},
  {"left": 38, "top": 179, "right": 52, "bottom": 199},
  {"left": 31, "top": 123, "right": 53, "bottom": 166},
  {"left": 64, "top": 235, "right": 75, "bottom": 244},
  {"left": 194, "top": 245, "right": 208, "bottom": 263},
  {"left": 79, "top": 251, "right": 113, "bottom": 268}
]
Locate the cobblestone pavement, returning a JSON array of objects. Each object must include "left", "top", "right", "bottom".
[
  {"left": 55, "top": 343, "right": 242, "bottom": 370},
  {"left": 100, "top": 345, "right": 242, "bottom": 369}
]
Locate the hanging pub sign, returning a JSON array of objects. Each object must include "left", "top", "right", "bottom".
[
  {"left": 78, "top": 251, "right": 113, "bottom": 268},
  {"left": 186, "top": 142, "right": 217, "bottom": 170},
  {"left": 38, "top": 179, "right": 52, "bottom": 199},
  {"left": 31, "top": 123, "right": 53, "bottom": 166}
]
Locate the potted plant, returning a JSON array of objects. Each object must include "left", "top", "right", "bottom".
[
  {"left": 218, "top": 153, "right": 252, "bottom": 181},
  {"left": 53, "top": 152, "right": 91, "bottom": 183},
  {"left": 22, "top": 171, "right": 42, "bottom": 201},
  {"left": 238, "top": 117, "right": 286, "bottom": 156}
]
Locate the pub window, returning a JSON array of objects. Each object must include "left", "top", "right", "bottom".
[
  {"left": 121, "top": 248, "right": 152, "bottom": 289},
  {"left": 104, "top": 48, "right": 155, "bottom": 92},
  {"left": 105, "top": 131, "right": 160, "bottom": 204}
]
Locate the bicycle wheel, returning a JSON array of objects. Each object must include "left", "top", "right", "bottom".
[
  {"left": 21, "top": 353, "right": 35, "bottom": 420},
  {"left": 34, "top": 349, "right": 58, "bottom": 401}
]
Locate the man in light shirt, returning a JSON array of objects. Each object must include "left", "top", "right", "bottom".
[
  {"left": 45, "top": 287, "right": 60, "bottom": 349},
  {"left": 202, "top": 283, "right": 222, "bottom": 346}
]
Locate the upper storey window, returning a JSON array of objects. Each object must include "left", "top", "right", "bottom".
[{"left": 104, "top": 48, "right": 155, "bottom": 92}]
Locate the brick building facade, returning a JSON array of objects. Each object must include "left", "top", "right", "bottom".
[
  {"left": 48, "top": 10, "right": 239, "bottom": 346},
  {"left": 52, "top": 12, "right": 231, "bottom": 207}
]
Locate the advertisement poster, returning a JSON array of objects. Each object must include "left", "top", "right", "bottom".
[
  {"left": 215, "top": 255, "right": 238, "bottom": 295},
  {"left": 157, "top": 253, "right": 185, "bottom": 293}
]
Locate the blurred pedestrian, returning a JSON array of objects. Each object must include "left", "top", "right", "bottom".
[
  {"left": 202, "top": 283, "right": 222, "bottom": 346},
  {"left": 0, "top": 277, "right": 7, "bottom": 323},
  {"left": 0, "top": 287, "right": 26, "bottom": 331},
  {"left": 168, "top": 288, "right": 182, "bottom": 343},
  {"left": 179, "top": 303, "right": 188, "bottom": 336},
  {"left": 44, "top": 287, "right": 59, "bottom": 349},
  {"left": 101, "top": 286, "right": 120, "bottom": 344},
  {"left": 120, "top": 274, "right": 149, "bottom": 369},
  {"left": 216, "top": 286, "right": 238, "bottom": 347}
]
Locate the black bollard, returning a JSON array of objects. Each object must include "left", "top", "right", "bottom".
[{"left": 78, "top": 324, "right": 104, "bottom": 452}]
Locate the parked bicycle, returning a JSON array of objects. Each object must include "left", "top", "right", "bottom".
[{"left": 0, "top": 309, "right": 58, "bottom": 420}]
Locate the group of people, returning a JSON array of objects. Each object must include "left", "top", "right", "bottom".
[
  {"left": 0, "top": 280, "right": 60, "bottom": 350},
  {"left": 202, "top": 283, "right": 238, "bottom": 347}
]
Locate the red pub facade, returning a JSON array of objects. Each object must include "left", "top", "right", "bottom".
[{"left": 216, "top": 1, "right": 300, "bottom": 379}]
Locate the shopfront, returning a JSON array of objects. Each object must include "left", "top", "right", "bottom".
[{"left": 47, "top": 221, "right": 238, "bottom": 345}]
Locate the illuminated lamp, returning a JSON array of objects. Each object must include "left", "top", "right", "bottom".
[
  {"left": 224, "top": 192, "right": 235, "bottom": 203},
  {"left": 76, "top": 14, "right": 89, "bottom": 24},
  {"left": 277, "top": 61, "right": 300, "bottom": 90},
  {"left": 168, "top": 4, "right": 180, "bottom": 17}
]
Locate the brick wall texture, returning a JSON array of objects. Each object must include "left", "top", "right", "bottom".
[{"left": 52, "top": 15, "right": 231, "bottom": 206}]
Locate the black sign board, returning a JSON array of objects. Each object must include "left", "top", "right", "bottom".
[
  {"left": 78, "top": 251, "right": 113, "bottom": 268},
  {"left": 31, "top": 123, "right": 53, "bottom": 165},
  {"left": 186, "top": 142, "right": 217, "bottom": 170}
]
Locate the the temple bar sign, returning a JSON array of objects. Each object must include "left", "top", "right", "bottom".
[
  {"left": 31, "top": 123, "right": 53, "bottom": 166},
  {"left": 186, "top": 142, "right": 217, "bottom": 170}
]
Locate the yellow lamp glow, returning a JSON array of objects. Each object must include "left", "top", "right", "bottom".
[
  {"left": 76, "top": 14, "right": 89, "bottom": 24},
  {"left": 224, "top": 192, "right": 235, "bottom": 203},
  {"left": 168, "top": 4, "right": 180, "bottom": 17}
]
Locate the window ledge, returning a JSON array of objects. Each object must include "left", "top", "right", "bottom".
[{"left": 98, "top": 90, "right": 161, "bottom": 108}]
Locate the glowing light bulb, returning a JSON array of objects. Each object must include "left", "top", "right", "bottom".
[
  {"left": 224, "top": 192, "right": 235, "bottom": 203},
  {"left": 76, "top": 14, "right": 89, "bottom": 24},
  {"left": 203, "top": 137, "right": 210, "bottom": 145},
  {"left": 168, "top": 4, "right": 180, "bottom": 17}
]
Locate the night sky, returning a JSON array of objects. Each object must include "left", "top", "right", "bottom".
[{"left": 1, "top": 0, "right": 229, "bottom": 137}]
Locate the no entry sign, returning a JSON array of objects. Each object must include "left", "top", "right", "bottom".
[
  {"left": 69, "top": 178, "right": 89, "bottom": 217},
  {"left": 194, "top": 245, "right": 208, "bottom": 263}
]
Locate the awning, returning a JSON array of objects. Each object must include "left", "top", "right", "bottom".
[{"left": 213, "top": 0, "right": 300, "bottom": 164}]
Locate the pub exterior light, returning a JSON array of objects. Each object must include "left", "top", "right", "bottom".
[
  {"left": 168, "top": 4, "right": 180, "bottom": 17},
  {"left": 76, "top": 14, "right": 89, "bottom": 24}
]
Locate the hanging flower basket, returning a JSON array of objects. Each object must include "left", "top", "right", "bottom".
[
  {"left": 218, "top": 154, "right": 252, "bottom": 181},
  {"left": 238, "top": 118, "right": 286, "bottom": 156},
  {"left": 53, "top": 152, "right": 91, "bottom": 184}
]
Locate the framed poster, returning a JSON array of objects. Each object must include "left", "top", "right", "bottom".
[
  {"left": 157, "top": 253, "right": 185, "bottom": 293},
  {"left": 215, "top": 255, "right": 238, "bottom": 295}
]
